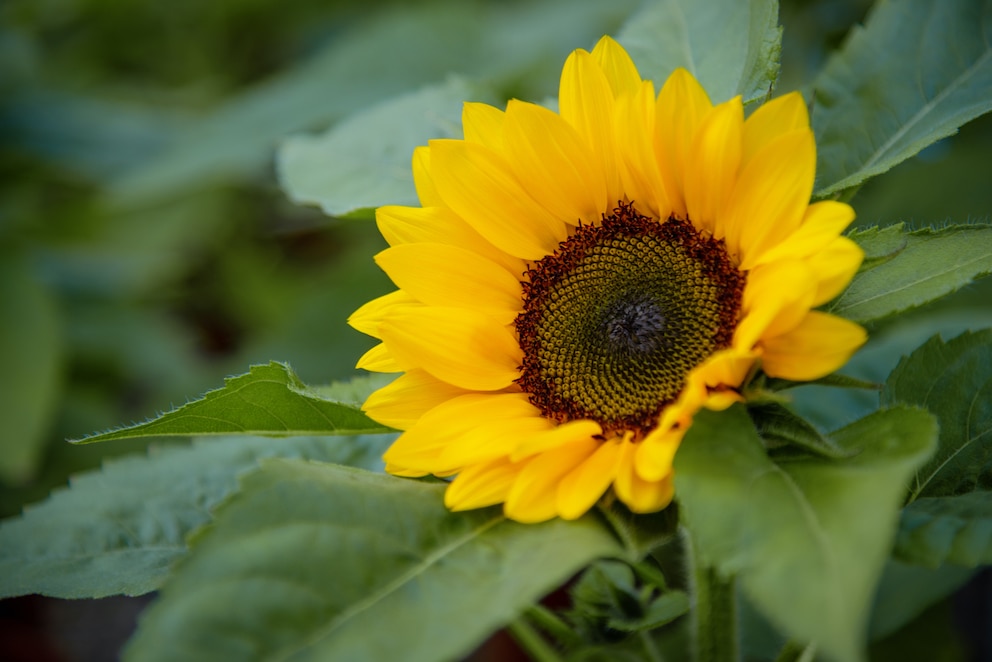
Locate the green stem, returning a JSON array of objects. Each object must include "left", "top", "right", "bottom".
[
  {"left": 508, "top": 616, "right": 565, "bottom": 662},
  {"left": 524, "top": 605, "right": 582, "bottom": 647},
  {"left": 685, "top": 531, "right": 740, "bottom": 662},
  {"left": 638, "top": 629, "right": 665, "bottom": 662},
  {"left": 774, "top": 640, "right": 817, "bottom": 662}
]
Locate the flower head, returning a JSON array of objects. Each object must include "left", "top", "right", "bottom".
[{"left": 350, "top": 37, "right": 866, "bottom": 522}]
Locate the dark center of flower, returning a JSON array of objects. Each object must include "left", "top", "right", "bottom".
[{"left": 515, "top": 203, "right": 746, "bottom": 436}]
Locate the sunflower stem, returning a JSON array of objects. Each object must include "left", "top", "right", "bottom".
[
  {"left": 508, "top": 614, "right": 565, "bottom": 662},
  {"left": 638, "top": 629, "right": 666, "bottom": 662},
  {"left": 524, "top": 605, "right": 582, "bottom": 647},
  {"left": 685, "top": 529, "right": 740, "bottom": 662}
]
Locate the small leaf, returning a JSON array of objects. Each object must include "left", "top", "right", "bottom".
[
  {"left": 75, "top": 363, "right": 392, "bottom": 443},
  {"left": 0, "top": 434, "right": 392, "bottom": 599},
  {"left": 124, "top": 460, "right": 621, "bottom": 662},
  {"left": 812, "top": 0, "right": 992, "bottom": 196},
  {"left": 675, "top": 405, "right": 937, "bottom": 662},
  {"left": 748, "top": 402, "right": 855, "bottom": 459},
  {"left": 278, "top": 78, "right": 493, "bottom": 218},
  {"left": 895, "top": 492, "right": 992, "bottom": 567},
  {"left": 567, "top": 560, "right": 688, "bottom": 639},
  {"left": 0, "top": 254, "right": 61, "bottom": 483},
  {"left": 884, "top": 330, "right": 992, "bottom": 500},
  {"left": 596, "top": 500, "right": 679, "bottom": 562},
  {"left": 829, "top": 224, "right": 992, "bottom": 324},
  {"left": 617, "top": 0, "right": 781, "bottom": 105}
]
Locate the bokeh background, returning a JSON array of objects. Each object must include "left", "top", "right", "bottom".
[{"left": 2, "top": 0, "right": 990, "bottom": 659}]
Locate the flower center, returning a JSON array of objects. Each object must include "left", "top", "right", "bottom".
[{"left": 515, "top": 203, "right": 746, "bottom": 436}]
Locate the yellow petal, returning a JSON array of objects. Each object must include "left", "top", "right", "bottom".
[
  {"left": 375, "top": 205, "right": 523, "bottom": 275},
  {"left": 557, "top": 438, "right": 623, "bottom": 520},
  {"left": 559, "top": 48, "right": 623, "bottom": 205},
  {"left": 348, "top": 290, "right": 419, "bottom": 338},
  {"left": 437, "top": 416, "right": 552, "bottom": 468},
  {"left": 615, "top": 81, "right": 670, "bottom": 219},
  {"left": 742, "top": 92, "right": 810, "bottom": 167},
  {"left": 385, "top": 462, "right": 429, "bottom": 478},
  {"left": 727, "top": 129, "right": 816, "bottom": 268},
  {"left": 634, "top": 424, "right": 683, "bottom": 481},
  {"left": 761, "top": 312, "right": 867, "bottom": 381},
  {"left": 615, "top": 442, "right": 675, "bottom": 513},
  {"left": 590, "top": 35, "right": 642, "bottom": 97},
  {"left": 356, "top": 342, "right": 405, "bottom": 373},
  {"left": 655, "top": 68, "right": 713, "bottom": 219},
  {"left": 806, "top": 236, "right": 864, "bottom": 306},
  {"left": 363, "top": 369, "right": 469, "bottom": 430},
  {"left": 462, "top": 101, "right": 505, "bottom": 151},
  {"left": 374, "top": 243, "right": 522, "bottom": 324},
  {"left": 683, "top": 97, "right": 744, "bottom": 235},
  {"left": 429, "top": 139, "right": 568, "bottom": 259},
  {"left": 692, "top": 347, "right": 757, "bottom": 390},
  {"left": 752, "top": 200, "right": 856, "bottom": 267},
  {"left": 378, "top": 306, "right": 522, "bottom": 391},
  {"left": 383, "top": 393, "right": 537, "bottom": 472},
  {"left": 445, "top": 458, "right": 521, "bottom": 511},
  {"left": 510, "top": 418, "right": 602, "bottom": 461},
  {"left": 735, "top": 260, "right": 816, "bottom": 350},
  {"left": 412, "top": 145, "right": 442, "bottom": 207},
  {"left": 503, "top": 99, "right": 607, "bottom": 224},
  {"left": 504, "top": 438, "right": 599, "bottom": 523}
]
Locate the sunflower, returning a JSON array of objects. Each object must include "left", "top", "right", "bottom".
[{"left": 349, "top": 36, "right": 866, "bottom": 523}]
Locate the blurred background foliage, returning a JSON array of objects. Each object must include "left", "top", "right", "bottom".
[{"left": 1, "top": 0, "right": 990, "bottom": 659}]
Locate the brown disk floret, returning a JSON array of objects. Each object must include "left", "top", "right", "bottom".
[{"left": 515, "top": 203, "right": 746, "bottom": 436}]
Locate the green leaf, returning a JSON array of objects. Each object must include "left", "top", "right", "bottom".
[
  {"left": 617, "top": 0, "right": 781, "bottom": 105},
  {"left": 75, "top": 363, "right": 392, "bottom": 443},
  {"left": 884, "top": 331, "right": 992, "bottom": 567},
  {"left": 124, "top": 460, "right": 621, "bottom": 662},
  {"left": 748, "top": 402, "right": 854, "bottom": 459},
  {"left": 568, "top": 560, "right": 689, "bottom": 637},
  {"left": 674, "top": 405, "right": 937, "bottom": 662},
  {"left": 812, "top": 0, "right": 992, "bottom": 196},
  {"left": 109, "top": 0, "right": 640, "bottom": 208},
  {"left": 868, "top": 560, "right": 976, "bottom": 641},
  {"left": 278, "top": 78, "right": 490, "bottom": 218},
  {"left": 309, "top": 372, "right": 396, "bottom": 406},
  {"left": 829, "top": 224, "right": 992, "bottom": 324},
  {"left": 895, "top": 492, "right": 992, "bottom": 567},
  {"left": 0, "top": 434, "right": 392, "bottom": 599},
  {"left": 845, "top": 224, "right": 908, "bottom": 271},
  {"left": 596, "top": 501, "right": 680, "bottom": 562},
  {"left": 884, "top": 330, "right": 992, "bottom": 500},
  {"left": 0, "top": 254, "right": 62, "bottom": 483}
]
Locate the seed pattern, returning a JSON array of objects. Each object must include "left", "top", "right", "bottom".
[{"left": 515, "top": 203, "right": 746, "bottom": 435}]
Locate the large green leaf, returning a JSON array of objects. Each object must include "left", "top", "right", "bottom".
[
  {"left": 883, "top": 330, "right": 992, "bottom": 567},
  {"left": 110, "top": 0, "right": 639, "bottom": 208},
  {"left": 884, "top": 330, "right": 992, "bottom": 500},
  {"left": 278, "top": 78, "right": 490, "bottom": 218},
  {"left": 75, "top": 363, "right": 391, "bottom": 443},
  {"left": 812, "top": 0, "right": 992, "bottom": 196},
  {"left": 674, "top": 405, "right": 937, "bottom": 662},
  {"left": 0, "top": 254, "right": 62, "bottom": 484},
  {"left": 868, "top": 560, "right": 975, "bottom": 640},
  {"left": 895, "top": 492, "right": 992, "bottom": 567},
  {"left": 617, "top": 0, "right": 781, "bottom": 104},
  {"left": 124, "top": 460, "right": 621, "bottom": 662},
  {"left": 830, "top": 223, "right": 992, "bottom": 324},
  {"left": 0, "top": 434, "right": 392, "bottom": 599}
]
